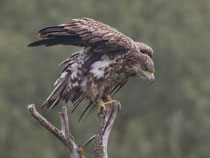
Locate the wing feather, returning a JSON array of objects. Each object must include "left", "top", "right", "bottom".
[{"left": 28, "top": 17, "right": 133, "bottom": 52}]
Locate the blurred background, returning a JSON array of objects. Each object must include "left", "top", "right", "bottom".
[{"left": 1, "top": 0, "right": 210, "bottom": 157}]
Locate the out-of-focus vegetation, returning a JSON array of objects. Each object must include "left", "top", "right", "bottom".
[{"left": 1, "top": 0, "right": 210, "bottom": 157}]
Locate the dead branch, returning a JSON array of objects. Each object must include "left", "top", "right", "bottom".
[
  {"left": 28, "top": 104, "right": 66, "bottom": 144},
  {"left": 27, "top": 104, "right": 95, "bottom": 158},
  {"left": 94, "top": 101, "right": 121, "bottom": 158},
  {"left": 28, "top": 101, "right": 120, "bottom": 158}
]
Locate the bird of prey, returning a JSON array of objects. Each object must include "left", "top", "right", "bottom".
[{"left": 28, "top": 17, "right": 155, "bottom": 115}]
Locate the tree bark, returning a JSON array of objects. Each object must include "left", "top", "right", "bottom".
[
  {"left": 94, "top": 101, "right": 121, "bottom": 158},
  {"left": 27, "top": 101, "right": 120, "bottom": 158},
  {"left": 28, "top": 104, "right": 93, "bottom": 158}
]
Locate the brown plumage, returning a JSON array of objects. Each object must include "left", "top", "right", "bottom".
[{"left": 28, "top": 17, "right": 155, "bottom": 117}]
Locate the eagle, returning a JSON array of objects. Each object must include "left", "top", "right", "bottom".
[{"left": 28, "top": 17, "right": 155, "bottom": 116}]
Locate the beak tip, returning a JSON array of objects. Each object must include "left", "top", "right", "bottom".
[{"left": 149, "top": 74, "right": 155, "bottom": 84}]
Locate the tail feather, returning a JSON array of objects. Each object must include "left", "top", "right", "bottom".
[
  {"left": 71, "top": 93, "right": 86, "bottom": 113},
  {"left": 48, "top": 96, "right": 61, "bottom": 110},
  {"left": 78, "top": 101, "right": 95, "bottom": 122},
  {"left": 41, "top": 80, "right": 67, "bottom": 109},
  {"left": 84, "top": 102, "right": 97, "bottom": 121},
  {"left": 41, "top": 51, "right": 85, "bottom": 111}
]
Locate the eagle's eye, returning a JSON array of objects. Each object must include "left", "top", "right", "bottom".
[
  {"left": 141, "top": 50, "right": 152, "bottom": 58},
  {"left": 127, "top": 59, "right": 136, "bottom": 65},
  {"left": 143, "top": 66, "right": 150, "bottom": 72},
  {"left": 143, "top": 63, "right": 150, "bottom": 72}
]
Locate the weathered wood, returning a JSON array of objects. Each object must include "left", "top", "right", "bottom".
[
  {"left": 59, "top": 106, "right": 81, "bottom": 158},
  {"left": 28, "top": 104, "right": 82, "bottom": 158},
  {"left": 28, "top": 102, "right": 119, "bottom": 158},
  {"left": 28, "top": 104, "right": 66, "bottom": 144},
  {"left": 94, "top": 101, "right": 121, "bottom": 158}
]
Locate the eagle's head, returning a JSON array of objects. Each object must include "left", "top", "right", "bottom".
[
  {"left": 136, "top": 42, "right": 154, "bottom": 58},
  {"left": 139, "top": 54, "right": 155, "bottom": 84},
  {"left": 126, "top": 50, "right": 155, "bottom": 84}
]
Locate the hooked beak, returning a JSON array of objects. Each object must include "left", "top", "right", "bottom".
[
  {"left": 148, "top": 73, "right": 155, "bottom": 84},
  {"left": 144, "top": 72, "right": 155, "bottom": 84}
]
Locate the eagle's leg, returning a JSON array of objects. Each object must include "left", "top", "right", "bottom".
[
  {"left": 98, "top": 98, "right": 106, "bottom": 114},
  {"left": 104, "top": 95, "right": 116, "bottom": 104},
  {"left": 106, "top": 95, "right": 113, "bottom": 102},
  {"left": 97, "top": 95, "right": 116, "bottom": 114}
]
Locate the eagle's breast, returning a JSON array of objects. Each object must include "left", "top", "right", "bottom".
[{"left": 90, "top": 58, "right": 113, "bottom": 79}]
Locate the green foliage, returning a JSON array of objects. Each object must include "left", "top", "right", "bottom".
[{"left": 0, "top": 0, "right": 210, "bottom": 157}]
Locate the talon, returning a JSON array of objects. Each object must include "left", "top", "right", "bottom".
[
  {"left": 105, "top": 95, "right": 116, "bottom": 105},
  {"left": 98, "top": 99, "right": 106, "bottom": 114},
  {"left": 97, "top": 96, "right": 116, "bottom": 115},
  {"left": 105, "top": 100, "right": 115, "bottom": 105}
]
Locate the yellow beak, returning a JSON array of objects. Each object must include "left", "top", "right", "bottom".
[{"left": 145, "top": 72, "right": 155, "bottom": 84}]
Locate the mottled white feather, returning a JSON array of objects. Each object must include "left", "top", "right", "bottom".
[
  {"left": 90, "top": 60, "right": 112, "bottom": 79},
  {"left": 72, "top": 82, "right": 79, "bottom": 87},
  {"left": 70, "top": 62, "right": 79, "bottom": 79},
  {"left": 54, "top": 71, "right": 68, "bottom": 86},
  {"left": 80, "top": 77, "right": 88, "bottom": 91}
]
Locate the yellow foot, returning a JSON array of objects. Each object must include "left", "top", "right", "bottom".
[
  {"left": 104, "top": 100, "right": 116, "bottom": 105},
  {"left": 105, "top": 95, "right": 116, "bottom": 104},
  {"left": 98, "top": 99, "right": 106, "bottom": 114},
  {"left": 97, "top": 96, "right": 116, "bottom": 114}
]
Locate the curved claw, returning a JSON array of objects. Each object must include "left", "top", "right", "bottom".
[
  {"left": 97, "top": 95, "right": 117, "bottom": 114},
  {"left": 105, "top": 100, "right": 116, "bottom": 105},
  {"left": 104, "top": 95, "right": 116, "bottom": 105},
  {"left": 97, "top": 99, "right": 106, "bottom": 114}
]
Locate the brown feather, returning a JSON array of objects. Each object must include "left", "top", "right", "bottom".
[
  {"left": 29, "top": 17, "right": 133, "bottom": 52},
  {"left": 28, "top": 17, "right": 155, "bottom": 120}
]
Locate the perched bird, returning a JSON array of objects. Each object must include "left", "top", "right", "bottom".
[{"left": 28, "top": 17, "right": 155, "bottom": 116}]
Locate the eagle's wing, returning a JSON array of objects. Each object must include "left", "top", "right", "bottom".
[{"left": 28, "top": 17, "right": 133, "bottom": 52}]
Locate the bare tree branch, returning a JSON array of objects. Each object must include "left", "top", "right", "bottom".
[
  {"left": 28, "top": 104, "right": 93, "bottom": 158},
  {"left": 28, "top": 104, "right": 66, "bottom": 144},
  {"left": 94, "top": 101, "right": 121, "bottom": 158},
  {"left": 28, "top": 102, "right": 119, "bottom": 158},
  {"left": 82, "top": 135, "right": 96, "bottom": 149},
  {"left": 59, "top": 106, "right": 81, "bottom": 157}
]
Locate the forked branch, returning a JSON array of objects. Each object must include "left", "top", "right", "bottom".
[
  {"left": 27, "top": 101, "right": 120, "bottom": 158},
  {"left": 28, "top": 104, "right": 95, "bottom": 158}
]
